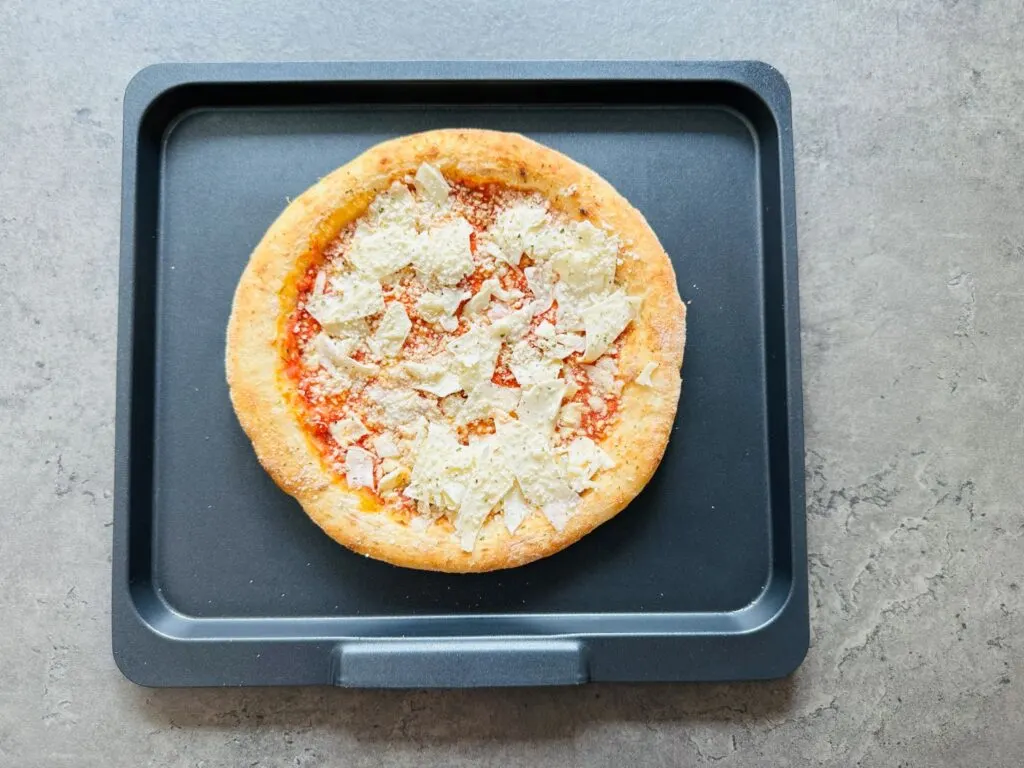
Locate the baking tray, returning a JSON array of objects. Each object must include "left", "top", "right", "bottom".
[{"left": 113, "top": 61, "right": 806, "bottom": 687}]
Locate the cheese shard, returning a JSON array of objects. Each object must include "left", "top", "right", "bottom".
[
  {"left": 585, "top": 356, "right": 620, "bottom": 394},
  {"left": 404, "top": 361, "right": 464, "bottom": 397},
  {"left": 636, "top": 361, "right": 658, "bottom": 386},
  {"left": 550, "top": 220, "right": 619, "bottom": 296},
  {"left": 581, "top": 290, "right": 639, "bottom": 362},
  {"left": 508, "top": 339, "right": 561, "bottom": 386},
  {"left": 448, "top": 325, "right": 502, "bottom": 390},
  {"left": 312, "top": 333, "right": 355, "bottom": 365},
  {"left": 329, "top": 417, "right": 369, "bottom": 447},
  {"left": 563, "top": 436, "right": 615, "bottom": 492},
  {"left": 501, "top": 483, "right": 531, "bottom": 533},
  {"left": 523, "top": 263, "right": 555, "bottom": 312},
  {"left": 456, "top": 381, "right": 520, "bottom": 425},
  {"left": 345, "top": 447, "right": 376, "bottom": 490},
  {"left": 378, "top": 466, "right": 409, "bottom": 494},
  {"left": 346, "top": 223, "right": 418, "bottom": 281},
  {"left": 494, "top": 421, "right": 579, "bottom": 531},
  {"left": 372, "top": 433, "right": 400, "bottom": 458},
  {"left": 415, "top": 217, "right": 474, "bottom": 285},
  {"left": 465, "top": 278, "right": 520, "bottom": 315},
  {"left": 488, "top": 202, "right": 550, "bottom": 263},
  {"left": 368, "top": 385, "right": 440, "bottom": 426},
  {"left": 369, "top": 182, "right": 418, "bottom": 227},
  {"left": 404, "top": 423, "right": 474, "bottom": 512},
  {"left": 312, "top": 333, "right": 379, "bottom": 377},
  {"left": 540, "top": 498, "right": 575, "bottom": 532},
  {"left": 488, "top": 303, "right": 533, "bottom": 340},
  {"left": 557, "top": 401, "right": 583, "bottom": 428},
  {"left": 372, "top": 302, "right": 411, "bottom": 357},
  {"left": 455, "top": 439, "right": 514, "bottom": 551},
  {"left": 535, "top": 323, "right": 585, "bottom": 360},
  {"left": 312, "top": 269, "right": 327, "bottom": 298},
  {"left": 517, "top": 381, "right": 567, "bottom": 433},
  {"left": 306, "top": 273, "right": 384, "bottom": 332},
  {"left": 415, "top": 288, "right": 469, "bottom": 328},
  {"left": 489, "top": 201, "right": 593, "bottom": 265},
  {"left": 414, "top": 163, "right": 451, "bottom": 205}
]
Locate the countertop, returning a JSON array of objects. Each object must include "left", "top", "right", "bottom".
[{"left": 1, "top": 1, "right": 1022, "bottom": 765}]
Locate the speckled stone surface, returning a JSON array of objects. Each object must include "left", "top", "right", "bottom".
[{"left": 1, "top": 1, "right": 1023, "bottom": 765}]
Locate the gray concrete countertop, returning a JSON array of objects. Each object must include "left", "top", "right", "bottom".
[{"left": 2, "top": 1, "right": 1022, "bottom": 765}]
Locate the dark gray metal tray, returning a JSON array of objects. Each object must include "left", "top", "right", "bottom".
[{"left": 113, "top": 60, "right": 806, "bottom": 687}]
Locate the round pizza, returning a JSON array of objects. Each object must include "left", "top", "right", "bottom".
[{"left": 226, "top": 128, "right": 686, "bottom": 572}]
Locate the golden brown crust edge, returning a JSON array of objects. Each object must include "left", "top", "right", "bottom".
[{"left": 226, "top": 128, "right": 686, "bottom": 572}]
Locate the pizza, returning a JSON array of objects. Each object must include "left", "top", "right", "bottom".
[{"left": 226, "top": 128, "right": 686, "bottom": 572}]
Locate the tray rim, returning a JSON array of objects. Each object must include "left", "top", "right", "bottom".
[{"left": 113, "top": 59, "right": 806, "bottom": 687}]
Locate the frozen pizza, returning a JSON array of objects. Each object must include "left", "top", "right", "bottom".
[{"left": 226, "top": 128, "right": 686, "bottom": 572}]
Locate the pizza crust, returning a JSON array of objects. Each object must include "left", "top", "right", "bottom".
[{"left": 226, "top": 128, "right": 686, "bottom": 572}]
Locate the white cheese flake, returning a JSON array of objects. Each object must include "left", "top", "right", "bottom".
[
  {"left": 457, "top": 381, "right": 520, "bottom": 425},
  {"left": 563, "top": 437, "right": 615, "bottom": 492},
  {"left": 493, "top": 421, "right": 579, "bottom": 531},
  {"left": 312, "top": 270, "right": 327, "bottom": 298},
  {"left": 455, "top": 440, "right": 514, "bottom": 551},
  {"left": 311, "top": 333, "right": 379, "bottom": 378},
  {"left": 415, "top": 288, "right": 469, "bottom": 327},
  {"left": 581, "top": 290, "right": 639, "bottom": 362},
  {"left": 448, "top": 325, "right": 502, "bottom": 390},
  {"left": 636, "top": 361, "right": 659, "bottom": 386},
  {"left": 557, "top": 401, "right": 584, "bottom": 428},
  {"left": 517, "top": 381, "right": 567, "bottom": 434},
  {"left": 414, "top": 217, "right": 474, "bottom": 286},
  {"left": 404, "top": 361, "right": 464, "bottom": 398},
  {"left": 487, "top": 201, "right": 582, "bottom": 265},
  {"left": 413, "top": 163, "right": 450, "bottom": 205},
  {"left": 464, "top": 278, "right": 521, "bottom": 315},
  {"left": 341, "top": 357, "right": 380, "bottom": 377},
  {"left": 329, "top": 417, "right": 369, "bottom": 447},
  {"left": 508, "top": 339, "right": 562, "bottom": 386},
  {"left": 372, "top": 302, "right": 411, "bottom": 357},
  {"left": 367, "top": 385, "right": 440, "bottom": 428},
  {"left": 535, "top": 324, "right": 585, "bottom": 360},
  {"left": 550, "top": 220, "right": 619, "bottom": 296},
  {"left": 371, "top": 433, "right": 400, "bottom": 458},
  {"left": 369, "top": 182, "right": 419, "bottom": 227},
  {"left": 585, "top": 356, "right": 619, "bottom": 394},
  {"left": 345, "top": 447, "right": 376, "bottom": 490},
  {"left": 312, "top": 333, "right": 355, "bottom": 366},
  {"left": 346, "top": 223, "right": 419, "bottom": 281},
  {"left": 501, "top": 483, "right": 531, "bottom": 533},
  {"left": 306, "top": 273, "right": 384, "bottom": 332},
  {"left": 378, "top": 466, "right": 409, "bottom": 494},
  {"left": 540, "top": 498, "right": 575, "bottom": 532},
  {"left": 488, "top": 303, "right": 533, "bottom": 340},
  {"left": 404, "top": 423, "right": 475, "bottom": 512},
  {"left": 523, "top": 263, "right": 555, "bottom": 312},
  {"left": 562, "top": 377, "right": 580, "bottom": 399}
]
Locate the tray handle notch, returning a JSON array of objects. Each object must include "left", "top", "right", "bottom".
[{"left": 332, "top": 638, "right": 588, "bottom": 688}]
